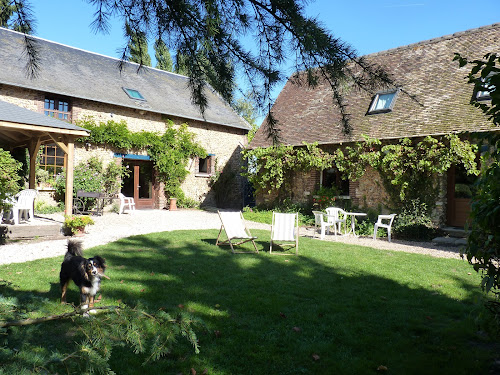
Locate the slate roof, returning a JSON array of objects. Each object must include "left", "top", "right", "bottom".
[
  {"left": 0, "top": 99, "right": 88, "bottom": 132},
  {"left": 0, "top": 27, "right": 250, "bottom": 131},
  {"left": 251, "top": 23, "right": 500, "bottom": 148}
]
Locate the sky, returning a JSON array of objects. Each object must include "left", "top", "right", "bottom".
[{"left": 28, "top": 0, "right": 500, "bottom": 117}]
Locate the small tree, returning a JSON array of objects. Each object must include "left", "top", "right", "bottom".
[{"left": 455, "top": 53, "right": 500, "bottom": 298}]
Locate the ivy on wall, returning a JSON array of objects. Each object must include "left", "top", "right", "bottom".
[
  {"left": 76, "top": 118, "right": 206, "bottom": 200},
  {"left": 333, "top": 134, "right": 479, "bottom": 211},
  {"left": 244, "top": 134, "right": 478, "bottom": 211},
  {"left": 242, "top": 143, "right": 335, "bottom": 202}
]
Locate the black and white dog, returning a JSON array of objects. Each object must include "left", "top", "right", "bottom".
[{"left": 60, "top": 240, "right": 108, "bottom": 311}]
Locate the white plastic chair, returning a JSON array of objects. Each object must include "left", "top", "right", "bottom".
[
  {"left": 11, "top": 189, "right": 38, "bottom": 224},
  {"left": 312, "top": 211, "right": 331, "bottom": 239},
  {"left": 118, "top": 193, "right": 136, "bottom": 214},
  {"left": 373, "top": 214, "right": 397, "bottom": 242},
  {"left": 216, "top": 211, "right": 258, "bottom": 253},
  {"left": 325, "top": 207, "right": 347, "bottom": 236},
  {"left": 270, "top": 212, "right": 299, "bottom": 255}
]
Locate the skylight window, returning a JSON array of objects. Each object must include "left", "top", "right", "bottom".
[
  {"left": 475, "top": 74, "right": 496, "bottom": 100},
  {"left": 368, "top": 89, "right": 399, "bottom": 114},
  {"left": 123, "top": 87, "right": 146, "bottom": 101}
]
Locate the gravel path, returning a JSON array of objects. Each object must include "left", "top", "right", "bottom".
[{"left": 0, "top": 209, "right": 463, "bottom": 265}]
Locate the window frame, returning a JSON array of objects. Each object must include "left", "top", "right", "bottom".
[
  {"left": 475, "top": 73, "right": 496, "bottom": 101},
  {"left": 38, "top": 144, "right": 66, "bottom": 178},
  {"left": 44, "top": 97, "right": 71, "bottom": 121},
  {"left": 122, "top": 87, "right": 147, "bottom": 101},
  {"left": 196, "top": 154, "right": 215, "bottom": 177},
  {"left": 367, "top": 89, "right": 400, "bottom": 114}
]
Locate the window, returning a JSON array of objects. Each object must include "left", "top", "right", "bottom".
[
  {"left": 322, "top": 168, "right": 349, "bottom": 196},
  {"left": 41, "top": 97, "right": 71, "bottom": 178},
  {"left": 123, "top": 87, "right": 146, "bottom": 101},
  {"left": 197, "top": 154, "right": 215, "bottom": 175},
  {"left": 368, "top": 89, "right": 399, "bottom": 114},
  {"left": 44, "top": 97, "right": 71, "bottom": 121},
  {"left": 39, "top": 144, "right": 65, "bottom": 178},
  {"left": 475, "top": 74, "right": 496, "bottom": 100}
]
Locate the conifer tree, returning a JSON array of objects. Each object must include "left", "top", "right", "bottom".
[
  {"left": 154, "top": 39, "right": 173, "bottom": 72},
  {"left": 125, "top": 22, "right": 151, "bottom": 67}
]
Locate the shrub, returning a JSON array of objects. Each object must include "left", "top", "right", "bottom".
[
  {"left": 55, "top": 156, "right": 129, "bottom": 208},
  {"left": 35, "top": 200, "right": 64, "bottom": 214},
  {"left": 392, "top": 200, "right": 441, "bottom": 241},
  {"left": 0, "top": 148, "right": 22, "bottom": 211},
  {"left": 177, "top": 197, "right": 200, "bottom": 209}
]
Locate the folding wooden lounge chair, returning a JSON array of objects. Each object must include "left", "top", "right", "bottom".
[
  {"left": 216, "top": 211, "right": 258, "bottom": 253},
  {"left": 270, "top": 212, "right": 299, "bottom": 255}
]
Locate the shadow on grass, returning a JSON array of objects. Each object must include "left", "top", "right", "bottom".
[{"left": 0, "top": 229, "right": 497, "bottom": 375}]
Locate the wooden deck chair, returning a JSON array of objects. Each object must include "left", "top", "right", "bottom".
[
  {"left": 216, "top": 211, "right": 258, "bottom": 253},
  {"left": 270, "top": 212, "right": 299, "bottom": 255}
]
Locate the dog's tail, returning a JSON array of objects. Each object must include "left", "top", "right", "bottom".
[{"left": 64, "top": 239, "right": 83, "bottom": 261}]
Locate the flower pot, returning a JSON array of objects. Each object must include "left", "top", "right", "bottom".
[
  {"left": 74, "top": 226, "right": 86, "bottom": 237},
  {"left": 169, "top": 198, "right": 177, "bottom": 211}
]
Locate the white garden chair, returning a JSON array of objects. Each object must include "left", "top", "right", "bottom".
[
  {"left": 373, "top": 214, "right": 397, "bottom": 242},
  {"left": 325, "top": 207, "right": 347, "bottom": 236},
  {"left": 270, "top": 212, "right": 299, "bottom": 255},
  {"left": 11, "top": 189, "right": 38, "bottom": 224},
  {"left": 312, "top": 210, "right": 331, "bottom": 239},
  {"left": 216, "top": 211, "right": 258, "bottom": 253},
  {"left": 118, "top": 193, "right": 136, "bottom": 214}
]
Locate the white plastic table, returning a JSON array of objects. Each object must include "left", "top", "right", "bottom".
[{"left": 344, "top": 212, "right": 367, "bottom": 236}]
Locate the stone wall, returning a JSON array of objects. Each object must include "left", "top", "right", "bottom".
[{"left": 1, "top": 85, "right": 249, "bottom": 209}]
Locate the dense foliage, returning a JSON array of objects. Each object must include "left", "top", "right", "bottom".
[
  {"left": 0, "top": 148, "right": 22, "bottom": 211},
  {"left": 456, "top": 53, "right": 500, "bottom": 299},
  {"left": 333, "top": 134, "right": 479, "bottom": 212},
  {"left": 242, "top": 143, "right": 334, "bottom": 202},
  {"left": 77, "top": 118, "right": 206, "bottom": 200}
]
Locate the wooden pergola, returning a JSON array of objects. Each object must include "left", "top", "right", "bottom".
[{"left": 0, "top": 101, "right": 89, "bottom": 216}]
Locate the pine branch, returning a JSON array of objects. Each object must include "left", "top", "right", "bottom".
[{"left": 0, "top": 305, "right": 120, "bottom": 328}]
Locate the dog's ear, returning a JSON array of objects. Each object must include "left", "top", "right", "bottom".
[
  {"left": 80, "top": 262, "right": 89, "bottom": 281},
  {"left": 93, "top": 256, "right": 106, "bottom": 271}
]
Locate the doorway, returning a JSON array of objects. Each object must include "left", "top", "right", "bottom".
[
  {"left": 446, "top": 164, "right": 475, "bottom": 227},
  {"left": 122, "top": 159, "right": 155, "bottom": 209}
]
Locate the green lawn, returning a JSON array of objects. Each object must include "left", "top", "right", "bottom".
[{"left": 0, "top": 229, "right": 497, "bottom": 374}]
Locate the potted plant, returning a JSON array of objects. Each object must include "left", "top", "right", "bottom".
[{"left": 63, "top": 215, "right": 95, "bottom": 236}]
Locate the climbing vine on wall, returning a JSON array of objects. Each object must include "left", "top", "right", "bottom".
[
  {"left": 76, "top": 118, "right": 206, "bottom": 199},
  {"left": 245, "top": 134, "right": 478, "bottom": 211},
  {"left": 333, "top": 134, "right": 479, "bottom": 211},
  {"left": 242, "top": 143, "right": 335, "bottom": 202}
]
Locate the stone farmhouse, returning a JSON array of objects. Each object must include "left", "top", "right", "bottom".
[
  {"left": 251, "top": 23, "right": 500, "bottom": 227},
  {"left": 0, "top": 27, "right": 251, "bottom": 210}
]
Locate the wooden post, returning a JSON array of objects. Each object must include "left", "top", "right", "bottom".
[
  {"left": 64, "top": 139, "right": 75, "bottom": 217},
  {"left": 28, "top": 138, "right": 42, "bottom": 189}
]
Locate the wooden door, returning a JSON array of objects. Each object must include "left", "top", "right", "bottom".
[
  {"left": 122, "top": 160, "right": 155, "bottom": 209},
  {"left": 447, "top": 165, "right": 474, "bottom": 227}
]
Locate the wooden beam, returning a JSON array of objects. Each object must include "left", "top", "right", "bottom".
[
  {"left": 47, "top": 132, "right": 69, "bottom": 154},
  {"left": 64, "top": 140, "right": 75, "bottom": 217},
  {"left": 28, "top": 137, "right": 42, "bottom": 189},
  {"left": 0, "top": 121, "right": 89, "bottom": 137}
]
